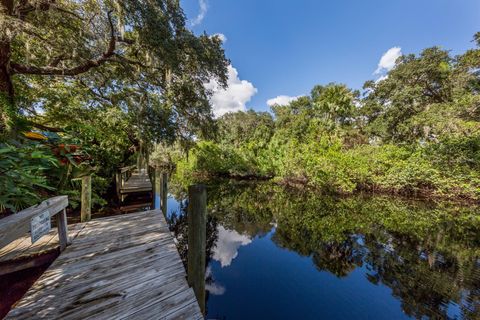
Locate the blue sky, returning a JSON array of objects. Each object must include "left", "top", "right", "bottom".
[{"left": 181, "top": 0, "right": 480, "bottom": 115}]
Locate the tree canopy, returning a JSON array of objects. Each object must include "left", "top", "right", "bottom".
[
  {"left": 362, "top": 44, "right": 480, "bottom": 142},
  {"left": 0, "top": 0, "right": 229, "bottom": 211},
  {"left": 0, "top": 0, "right": 229, "bottom": 140}
]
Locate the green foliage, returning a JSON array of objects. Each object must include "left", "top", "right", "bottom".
[
  {"left": 172, "top": 33, "right": 480, "bottom": 201},
  {"left": 0, "top": 142, "right": 58, "bottom": 212},
  {"left": 175, "top": 141, "right": 259, "bottom": 180},
  {"left": 361, "top": 44, "right": 480, "bottom": 142},
  {"left": 216, "top": 110, "right": 275, "bottom": 149},
  {"left": 311, "top": 83, "right": 358, "bottom": 126},
  {"left": 150, "top": 142, "right": 185, "bottom": 168},
  {"left": 5, "top": 0, "right": 228, "bottom": 148},
  {"left": 0, "top": 135, "right": 110, "bottom": 214},
  {"left": 176, "top": 124, "right": 480, "bottom": 200},
  {"left": 2, "top": 4, "right": 479, "bottom": 209}
]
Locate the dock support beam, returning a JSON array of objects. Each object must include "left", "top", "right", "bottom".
[
  {"left": 187, "top": 184, "right": 206, "bottom": 315},
  {"left": 154, "top": 168, "right": 168, "bottom": 214},
  {"left": 81, "top": 175, "right": 92, "bottom": 222}
]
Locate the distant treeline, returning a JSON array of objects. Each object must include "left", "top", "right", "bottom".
[{"left": 171, "top": 33, "right": 480, "bottom": 201}]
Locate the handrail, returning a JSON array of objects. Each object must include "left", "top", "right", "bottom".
[
  {"left": 0, "top": 196, "right": 70, "bottom": 251},
  {"left": 116, "top": 165, "right": 137, "bottom": 201},
  {"left": 120, "top": 165, "right": 136, "bottom": 174}
]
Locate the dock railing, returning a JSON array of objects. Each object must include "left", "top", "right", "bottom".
[
  {"left": 0, "top": 196, "right": 70, "bottom": 252},
  {"left": 115, "top": 165, "right": 137, "bottom": 198}
]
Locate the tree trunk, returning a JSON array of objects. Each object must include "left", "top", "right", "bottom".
[
  {"left": 0, "top": 0, "right": 15, "bottom": 134},
  {"left": 0, "top": 39, "right": 15, "bottom": 134},
  {"left": 0, "top": 40, "right": 13, "bottom": 99},
  {"left": 0, "top": 0, "right": 13, "bottom": 97}
]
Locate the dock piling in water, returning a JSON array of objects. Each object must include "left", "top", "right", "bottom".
[
  {"left": 154, "top": 167, "right": 162, "bottom": 209},
  {"left": 187, "top": 184, "right": 206, "bottom": 315},
  {"left": 161, "top": 172, "right": 168, "bottom": 216}
]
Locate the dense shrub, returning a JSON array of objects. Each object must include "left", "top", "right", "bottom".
[
  {"left": 0, "top": 142, "right": 57, "bottom": 212},
  {"left": 173, "top": 138, "right": 480, "bottom": 200}
]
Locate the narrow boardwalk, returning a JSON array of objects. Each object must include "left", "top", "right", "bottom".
[
  {"left": 120, "top": 169, "right": 152, "bottom": 200},
  {"left": 6, "top": 210, "right": 202, "bottom": 320}
]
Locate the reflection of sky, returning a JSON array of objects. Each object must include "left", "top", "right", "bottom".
[
  {"left": 156, "top": 194, "right": 184, "bottom": 219},
  {"left": 213, "top": 225, "right": 252, "bottom": 267},
  {"left": 206, "top": 282, "right": 226, "bottom": 295},
  {"left": 206, "top": 264, "right": 226, "bottom": 295}
]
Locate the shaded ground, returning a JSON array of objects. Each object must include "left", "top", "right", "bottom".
[{"left": 0, "top": 254, "right": 56, "bottom": 319}]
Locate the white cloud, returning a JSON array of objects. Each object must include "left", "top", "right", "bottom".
[
  {"left": 375, "top": 47, "right": 402, "bottom": 74},
  {"left": 205, "top": 65, "right": 257, "bottom": 118},
  {"left": 267, "top": 95, "right": 302, "bottom": 107},
  {"left": 212, "top": 33, "right": 227, "bottom": 43},
  {"left": 212, "top": 225, "right": 252, "bottom": 267},
  {"left": 191, "top": 0, "right": 208, "bottom": 27},
  {"left": 375, "top": 75, "right": 389, "bottom": 83}
]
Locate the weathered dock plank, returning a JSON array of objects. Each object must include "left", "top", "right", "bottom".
[
  {"left": 0, "top": 224, "right": 85, "bottom": 265},
  {"left": 121, "top": 170, "right": 152, "bottom": 194},
  {"left": 6, "top": 210, "right": 202, "bottom": 320}
]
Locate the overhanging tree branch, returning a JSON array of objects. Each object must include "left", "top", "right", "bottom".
[
  {"left": 10, "top": 11, "right": 117, "bottom": 76},
  {"left": 30, "top": 122, "right": 64, "bottom": 132},
  {"left": 14, "top": 0, "right": 83, "bottom": 21}
]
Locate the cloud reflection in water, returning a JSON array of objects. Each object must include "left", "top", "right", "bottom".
[{"left": 212, "top": 225, "right": 252, "bottom": 267}]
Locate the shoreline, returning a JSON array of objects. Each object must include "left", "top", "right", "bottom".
[{"left": 185, "top": 172, "right": 480, "bottom": 205}]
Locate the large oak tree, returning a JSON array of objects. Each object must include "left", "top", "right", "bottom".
[{"left": 0, "top": 0, "right": 229, "bottom": 136}]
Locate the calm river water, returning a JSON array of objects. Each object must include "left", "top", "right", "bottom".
[{"left": 163, "top": 180, "right": 480, "bottom": 320}]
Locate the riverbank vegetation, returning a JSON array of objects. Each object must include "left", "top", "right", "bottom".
[{"left": 174, "top": 34, "right": 480, "bottom": 201}]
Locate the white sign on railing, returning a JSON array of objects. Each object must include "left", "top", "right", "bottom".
[{"left": 31, "top": 210, "right": 51, "bottom": 244}]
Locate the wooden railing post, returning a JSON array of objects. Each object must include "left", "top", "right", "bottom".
[
  {"left": 161, "top": 172, "right": 168, "bottom": 216},
  {"left": 56, "top": 208, "right": 70, "bottom": 251},
  {"left": 115, "top": 172, "right": 121, "bottom": 201},
  {"left": 121, "top": 171, "right": 126, "bottom": 202},
  {"left": 81, "top": 175, "right": 92, "bottom": 222},
  {"left": 187, "top": 184, "right": 206, "bottom": 314},
  {"left": 137, "top": 154, "right": 142, "bottom": 171}
]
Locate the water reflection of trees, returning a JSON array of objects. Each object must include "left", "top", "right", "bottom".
[
  {"left": 167, "top": 200, "right": 219, "bottom": 267},
  {"left": 166, "top": 199, "right": 219, "bottom": 315},
  {"left": 169, "top": 180, "right": 480, "bottom": 319}
]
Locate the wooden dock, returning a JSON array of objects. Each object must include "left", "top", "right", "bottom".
[
  {"left": 117, "top": 168, "right": 153, "bottom": 202},
  {"left": 4, "top": 209, "right": 203, "bottom": 319}
]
